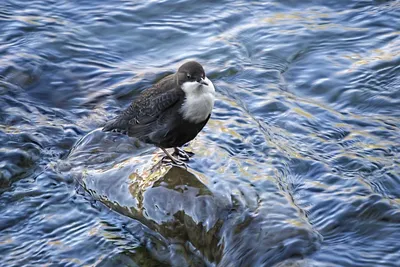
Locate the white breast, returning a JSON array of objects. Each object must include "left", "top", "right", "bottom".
[{"left": 180, "top": 77, "right": 215, "bottom": 123}]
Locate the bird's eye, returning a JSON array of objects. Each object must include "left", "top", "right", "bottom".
[{"left": 187, "top": 74, "right": 192, "bottom": 79}]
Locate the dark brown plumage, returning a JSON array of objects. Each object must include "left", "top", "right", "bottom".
[{"left": 103, "top": 61, "right": 215, "bottom": 164}]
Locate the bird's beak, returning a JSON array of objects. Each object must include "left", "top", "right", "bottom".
[{"left": 198, "top": 77, "right": 208, "bottom": 86}]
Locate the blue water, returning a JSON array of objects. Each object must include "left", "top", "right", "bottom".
[{"left": 1, "top": 0, "right": 399, "bottom": 266}]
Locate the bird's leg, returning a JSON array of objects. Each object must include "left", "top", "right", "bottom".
[
  {"left": 161, "top": 148, "right": 187, "bottom": 167},
  {"left": 172, "top": 147, "right": 194, "bottom": 161}
]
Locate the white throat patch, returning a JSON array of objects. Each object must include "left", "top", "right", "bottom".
[{"left": 180, "top": 77, "right": 215, "bottom": 123}]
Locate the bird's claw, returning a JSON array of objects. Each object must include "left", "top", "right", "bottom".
[
  {"left": 160, "top": 148, "right": 187, "bottom": 168},
  {"left": 173, "top": 148, "right": 194, "bottom": 161},
  {"left": 161, "top": 156, "right": 187, "bottom": 169}
]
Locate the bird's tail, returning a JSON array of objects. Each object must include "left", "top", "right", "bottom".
[
  {"left": 102, "top": 120, "right": 115, "bottom": 132},
  {"left": 102, "top": 119, "right": 125, "bottom": 132}
]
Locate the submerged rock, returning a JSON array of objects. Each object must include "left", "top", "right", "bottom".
[{"left": 60, "top": 128, "right": 321, "bottom": 266}]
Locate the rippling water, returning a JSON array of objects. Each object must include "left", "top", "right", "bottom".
[{"left": 1, "top": 0, "right": 400, "bottom": 266}]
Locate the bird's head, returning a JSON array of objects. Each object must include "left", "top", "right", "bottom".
[{"left": 176, "top": 61, "right": 208, "bottom": 87}]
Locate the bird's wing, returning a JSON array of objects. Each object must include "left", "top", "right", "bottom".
[
  {"left": 102, "top": 88, "right": 183, "bottom": 135},
  {"left": 126, "top": 89, "right": 182, "bottom": 125}
]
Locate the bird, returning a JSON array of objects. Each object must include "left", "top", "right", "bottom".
[{"left": 102, "top": 61, "right": 215, "bottom": 165}]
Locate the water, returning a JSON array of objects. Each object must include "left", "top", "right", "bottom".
[{"left": 1, "top": 0, "right": 399, "bottom": 266}]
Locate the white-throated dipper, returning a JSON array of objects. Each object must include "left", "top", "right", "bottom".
[{"left": 103, "top": 61, "right": 215, "bottom": 165}]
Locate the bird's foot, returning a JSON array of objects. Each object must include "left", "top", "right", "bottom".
[
  {"left": 161, "top": 148, "right": 187, "bottom": 168},
  {"left": 172, "top": 147, "right": 194, "bottom": 161},
  {"left": 110, "top": 129, "right": 127, "bottom": 135},
  {"left": 161, "top": 156, "right": 187, "bottom": 168}
]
